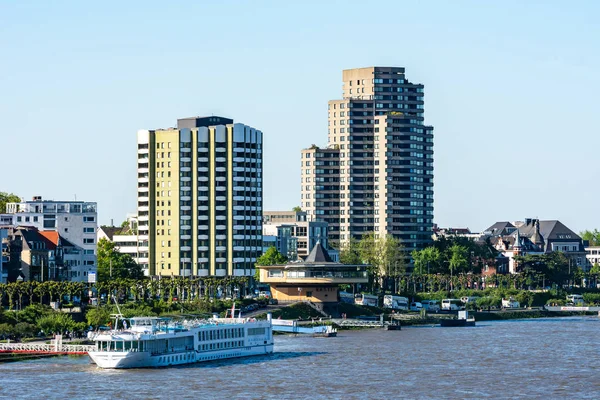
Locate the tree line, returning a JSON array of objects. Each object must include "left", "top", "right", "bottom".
[
  {"left": 335, "top": 233, "right": 591, "bottom": 294},
  {"left": 0, "top": 276, "right": 251, "bottom": 310}
]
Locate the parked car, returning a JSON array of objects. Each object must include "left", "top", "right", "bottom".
[
  {"left": 410, "top": 302, "right": 423, "bottom": 311},
  {"left": 502, "top": 297, "right": 520, "bottom": 308}
]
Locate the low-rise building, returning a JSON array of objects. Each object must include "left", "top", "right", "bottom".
[
  {"left": 256, "top": 241, "right": 367, "bottom": 307},
  {"left": 585, "top": 246, "right": 600, "bottom": 268},
  {"left": 485, "top": 218, "right": 586, "bottom": 272},
  {"left": 3, "top": 226, "right": 85, "bottom": 282},
  {"left": 97, "top": 216, "right": 147, "bottom": 269},
  {"left": 4, "top": 196, "right": 97, "bottom": 277}
]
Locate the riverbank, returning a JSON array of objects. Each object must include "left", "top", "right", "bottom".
[{"left": 390, "top": 309, "right": 597, "bottom": 327}]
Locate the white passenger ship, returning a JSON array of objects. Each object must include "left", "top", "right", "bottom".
[{"left": 88, "top": 312, "right": 273, "bottom": 369}]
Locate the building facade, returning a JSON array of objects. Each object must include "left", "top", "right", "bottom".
[
  {"left": 262, "top": 210, "right": 331, "bottom": 260},
  {"left": 0, "top": 228, "right": 8, "bottom": 283},
  {"left": 301, "top": 67, "right": 434, "bottom": 251},
  {"left": 485, "top": 218, "right": 587, "bottom": 273},
  {"left": 3, "top": 226, "right": 85, "bottom": 282},
  {"left": 256, "top": 241, "right": 367, "bottom": 306},
  {"left": 137, "top": 116, "right": 263, "bottom": 277},
  {"left": 4, "top": 197, "right": 97, "bottom": 280},
  {"left": 97, "top": 219, "right": 146, "bottom": 267}
]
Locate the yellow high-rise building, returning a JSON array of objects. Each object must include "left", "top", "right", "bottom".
[{"left": 136, "top": 116, "right": 263, "bottom": 277}]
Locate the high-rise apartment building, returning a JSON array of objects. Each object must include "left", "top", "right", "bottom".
[
  {"left": 301, "top": 67, "right": 434, "bottom": 251},
  {"left": 137, "top": 116, "right": 263, "bottom": 277}
]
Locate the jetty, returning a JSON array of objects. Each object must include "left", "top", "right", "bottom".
[
  {"left": 271, "top": 319, "right": 337, "bottom": 336},
  {"left": 0, "top": 335, "right": 94, "bottom": 356}
]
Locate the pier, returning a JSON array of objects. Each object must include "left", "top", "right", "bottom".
[{"left": 271, "top": 319, "right": 337, "bottom": 336}]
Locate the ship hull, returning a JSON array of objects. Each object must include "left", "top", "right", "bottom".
[{"left": 89, "top": 344, "right": 274, "bottom": 369}]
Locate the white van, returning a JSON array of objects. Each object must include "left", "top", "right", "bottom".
[
  {"left": 383, "top": 295, "right": 409, "bottom": 311},
  {"left": 502, "top": 297, "right": 520, "bottom": 308},
  {"left": 566, "top": 294, "right": 584, "bottom": 305},
  {"left": 421, "top": 300, "right": 440, "bottom": 312},
  {"left": 441, "top": 299, "right": 464, "bottom": 311}
]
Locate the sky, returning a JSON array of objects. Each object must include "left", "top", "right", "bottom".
[{"left": 1, "top": 0, "right": 599, "bottom": 233}]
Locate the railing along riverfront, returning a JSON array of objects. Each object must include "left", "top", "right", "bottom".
[{"left": 0, "top": 338, "right": 94, "bottom": 354}]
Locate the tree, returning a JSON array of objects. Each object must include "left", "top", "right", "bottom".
[
  {"left": 358, "top": 234, "right": 404, "bottom": 292},
  {"left": 256, "top": 247, "right": 288, "bottom": 266},
  {"left": 37, "top": 313, "right": 75, "bottom": 335},
  {"left": 97, "top": 238, "right": 144, "bottom": 281},
  {"left": 0, "top": 192, "right": 20, "bottom": 213},
  {"left": 514, "top": 252, "right": 570, "bottom": 287},
  {"left": 292, "top": 206, "right": 302, "bottom": 212},
  {"left": 448, "top": 244, "right": 468, "bottom": 274},
  {"left": 412, "top": 247, "right": 441, "bottom": 275},
  {"left": 339, "top": 238, "right": 362, "bottom": 265},
  {"left": 86, "top": 307, "right": 111, "bottom": 328},
  {"left": 255, "top": 247, "right": 288, "bottom": 283},
  {"left": 580, "top": 229, "right": 600, "bottom": 246}
]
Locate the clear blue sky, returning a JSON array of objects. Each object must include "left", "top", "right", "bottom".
[{"left": 1, "top": 0, "right": 599, "bottom": 233}]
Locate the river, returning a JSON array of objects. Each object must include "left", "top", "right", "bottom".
[{"left": 1, "top": 317, "right": 599, "bottom": 399}]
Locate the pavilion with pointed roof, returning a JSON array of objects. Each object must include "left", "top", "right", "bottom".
[{"left": 256, "top": 241, "right": 368, "bottom": 304}]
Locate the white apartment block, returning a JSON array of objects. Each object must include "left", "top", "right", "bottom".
[{"left": 5, "top": 196, "right": 98, "bottom": 280}]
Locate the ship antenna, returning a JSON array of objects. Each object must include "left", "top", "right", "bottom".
[{"left": 111, "top": 294, "right": 124, "bottom": 330}]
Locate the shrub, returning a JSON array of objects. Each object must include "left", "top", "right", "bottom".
[
  {"left": 546, "top": 298, "right": 566, "bottom": 306},
  {"left": 86, "top": 307, "right": 111, "bottom": 328},
  {"left": 0, "top": 323, "right": 14, "bottom": 337},
  {"left": 583, "top": 293, "right": 600, "bottom": 305},
  {"left": 17, "top": 304, "right": 53, "bottom": 325},
  {"left": 37, "top": 313, "right": 75, "bottom": 335},
  {"left": 13, "top": 322, "right": 36, "bottom": 338}
]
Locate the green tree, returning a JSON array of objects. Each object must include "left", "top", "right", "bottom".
[
  {"left": 86, "top": 307, "right": 111, "bottom": 328},
  {"left": 14, "top": 322, "right": 37, "bottom": 339},
  {"left": 17, "top": 304, "right": 52, "bottom": 325},
  {"left": 339, "top": 238, "right": 362, "bottom": 265},
  {"left": 256, "top": 247, "right": 288, "bottom": 266},
  {"left": 37, "top": 313, "right": 75, "bottom": 335},
  {"left": 358, "top": 233, "right": 404, "bottom": 292},
  {"left": 97, "top": 238, "right": 144, "bottom": 281},
  {"left": 255, "top": 247, "right": 288, "bottom": 283},
  {"left": 580, "top": 229, "right": 600, "bottom": 246},
  {"left": 0, "top": 192, "right": 20, "bottom": 213},
  {"left": 412, "top": 247, "right": 442, "bottom": 275},
  {"left": 292, "top": 206, "right": 302, "bottom": 212}
]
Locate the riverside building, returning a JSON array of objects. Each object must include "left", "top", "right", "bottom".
[
  {"left": 301, "top": 67, "right": 434, "bottom": 251},
  {"left": 4, "top": 196, "right": 97, "bottom": 280},
  {"left": 137, "top": 116, "right": 263, "bottom": 277}
]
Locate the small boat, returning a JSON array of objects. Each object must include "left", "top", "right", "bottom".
[
  {"left": 440, "top": 310, "right": 475, "bottom": 327},
  {"left": 313, "top": 325, "right": 337, "bottom": 337}
]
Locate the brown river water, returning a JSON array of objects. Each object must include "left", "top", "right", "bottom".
[{"left": 1, "top": 317, "right": 599, "bottom": 399}]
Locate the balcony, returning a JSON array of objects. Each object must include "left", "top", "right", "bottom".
[{"left": 259, "top": 266, "right": 368, "bottom": 285}]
